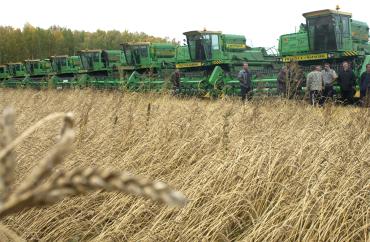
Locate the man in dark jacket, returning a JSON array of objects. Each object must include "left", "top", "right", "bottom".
[
  {"left": 238, "top": 63, "right": 252, "bottom": 101},
  {"left": 337, "top": 61, "right": 356, "bottom": 105},
  {"left": 359, "top": 64, "right": 370, "bottom": 105},
  {"left": 277, "top": 66, "right": 287, "bottom": 96},
  {"left": 171, "top": 69, "right": 181, "bottom": 95}
]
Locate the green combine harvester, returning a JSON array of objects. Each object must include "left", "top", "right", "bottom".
[
  {"left": 77, "top": 49, "right": 127, "bottom": 89},
  {"left": 24, "top": 59, "right": 53, "bottom": 88},
  {"left": 49, "top": 55, "right": 82, "bottom": 88},
  {"left": 4, "top": 63, "right": 27, "bottom": 88},
  {"left": 279, "top": 8, "right": 370, "bottom": 96},
  {"left": 120, "top": 42, "right": 177, "bottom": 91},
  {"left": 176, "top": 30, "right": 280, "bottom": 96}
]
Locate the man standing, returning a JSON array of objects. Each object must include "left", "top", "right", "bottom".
[
  {"left": 238, "top": 63, "right": 252, "bottom": 101},
  {"left": 277, "top": 66, "right": 287, "bottom": 97},
  {"left": 306, "top": 65, "right": 324, "bottom": 106},
  {"left": 287, "top": 62, "right": 305, "bottom": 99},
  {"left": 337, "top": 62, "right": 356, "bottom": 105},
  {"left": 321, "top": 63, "right": 337, "bottom": 101},
  {"left": 359, "top": 64, "right": 370, "bottom": 106},
  {"left": 171, "top": 69, "right": 181, "bottom": 95}
]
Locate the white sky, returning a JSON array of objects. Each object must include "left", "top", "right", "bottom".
[{"left": 0, "top": 0, "right": 369, "bottom": 48}]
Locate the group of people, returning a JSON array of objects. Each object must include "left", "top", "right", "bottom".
[
  {"left": 171, "top": 61, "right": 370, "bottom": 106},
  {"left": 240, "top": 62, "right": 305, "bottom": 102},
  {"left": 276, "top": 61, "right": 370, "bottom": 106},
  {"left": 305, "top": 62, "right": 370, "bottom": 106}
]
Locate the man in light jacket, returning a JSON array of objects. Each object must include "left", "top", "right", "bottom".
[
  {"left": 306, "top": 65, "right": 324, "bottom": 106},
  {"left": 321, "top": 63, "right": 337, "bottom": 102}
]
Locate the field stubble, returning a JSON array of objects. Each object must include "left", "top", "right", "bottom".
[{"left": 0, "top": 89, "right": 369, "bottom": 241}]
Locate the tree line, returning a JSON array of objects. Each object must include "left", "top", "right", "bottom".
[{"left": 0, "top": 23, "right": 173, "bottom": 64}]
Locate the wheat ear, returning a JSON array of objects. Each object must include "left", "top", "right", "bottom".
[
  {"left": 0, "top": 109, "right": 187, "bottom": 220},
  {"left": 0, "top": 167, "right": 188, "bottom": 218}
]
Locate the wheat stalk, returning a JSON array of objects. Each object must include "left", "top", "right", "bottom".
[
  {"left": 0, "top": 112, "right": 66, "bottom": 162},
  {"left": 0, "top": 223, "right": 25, "bottom": 242},
  {"left": 0, "top": 107, "right": 187, "bottom": 222},
  {"left": 0, "top": 108, "right": 16, "bottom": 204},
  {"left": 12, "top": 113, "right": 75, "bottom": 196}
]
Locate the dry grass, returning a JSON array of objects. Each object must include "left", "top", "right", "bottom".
[{"left": 0, "top": 89, "right": 369, "bottom": 241}]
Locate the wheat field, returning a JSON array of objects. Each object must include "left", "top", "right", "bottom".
[{"left": 0, "top": 89, "right": 369, "bottom": 241}]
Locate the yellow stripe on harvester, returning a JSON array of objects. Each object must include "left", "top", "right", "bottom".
[
  {"left": 212, "top": 60, "right": 222, "bottom": 65},
  {"left": 226, "top": 44, "right": 246, "bottom": 49},
  {"left": 343, "top": 51, "right": 358, "bottom": 56},
  {"left": 175, "top": 62, "right": 203, "bottom": 69},
  {"left": 282, "top": 53, "right": 328, "bottom": 62}
]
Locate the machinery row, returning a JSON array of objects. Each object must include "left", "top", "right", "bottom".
[
  {"left": 0, "top": 33, "right": 279, "bottom": 96},
  {"left": 0, "top": 8, "right": 369, "bottom": 97}
]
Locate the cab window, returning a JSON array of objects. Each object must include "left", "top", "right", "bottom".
[{"left": 211, "top": 35, "right": 220, "bottom": 50}]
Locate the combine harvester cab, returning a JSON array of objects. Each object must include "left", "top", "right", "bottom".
[
  {"left": 24, "top": 59, "right": 53, "bottom": 89},
  {"left": 4, "top": 63, "right": 27, "bottom": 88},
  {"left": 78, "top": 49, "right": 126, "bottom": 89},
  {"left": 50, "top": 55, "right": 81, "bottom": 89},
  {"left": 120, "top": 42, "right": 177, "bottom": 92},
  {"left": 177, "top": 30, "right": 281, "bottom": 97},
  {"left": 279, "top": 8, "right": 370, "bottom": 98}
]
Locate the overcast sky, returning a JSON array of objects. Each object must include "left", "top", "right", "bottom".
[{"left": 0, "top": 0, "right": 368, "bottom": 48}]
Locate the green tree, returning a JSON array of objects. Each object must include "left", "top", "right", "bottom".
[{"left": 0, "top": 24, "right": 169, "bottom": 64}]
